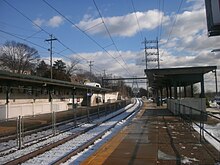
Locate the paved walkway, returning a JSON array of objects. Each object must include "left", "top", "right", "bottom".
[{"left": 81, "top": 101, "right": 220, "bottom": 165}]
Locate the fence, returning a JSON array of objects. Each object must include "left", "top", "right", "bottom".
[
  {"left": 0, "top": 100, "right": 130, "bottom": 150},
  {"left": 172, "top": 101, "right": 220, "bottom": 150}
]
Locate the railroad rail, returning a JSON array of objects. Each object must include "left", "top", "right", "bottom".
[
  {"left": 1, "top": 98, "right": 142, "bottom": 165},
  {"left": 0, "top": 100, "right": 128, "bottom": 154}
]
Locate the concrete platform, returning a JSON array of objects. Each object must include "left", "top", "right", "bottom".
[{"left": 81, "top": 101, "right": 220, "bottom": 165}]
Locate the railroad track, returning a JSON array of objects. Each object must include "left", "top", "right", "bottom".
[
  {"left": 0, "top": 101, "right": 127, "bottom": 155},
  {"left": 1, "top": 98, "right": 142, "bottom": 165}
]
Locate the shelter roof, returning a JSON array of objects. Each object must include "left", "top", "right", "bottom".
[
  {"left": 145, "top": 66, "right": 217, "bottom": 89},
  {"left": 0, "top": 70, "right": 110, "bottom": 92}
]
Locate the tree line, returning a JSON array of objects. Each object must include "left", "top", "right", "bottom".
[
  {"left": 0, "top": 41, "right": 138, "bottom": 97},
  {"left": 0, "top": 41, "right": 80, "bottom": 81}
]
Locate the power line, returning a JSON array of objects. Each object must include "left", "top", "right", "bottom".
[
  {"left": 3, "top": 0, "right": 50, "bottom": 36},
  {"left": 142, "top": 38, "right": 160, "bottom": 70},
  {"left": 88, "top": 60, "right": 94, "bottom": 78},
  {"left": 42, "top": 0, "right": 132, "bottom": 77},
  {"left": 158, "top": 0, "right": 164, "bottom": 41},
  {"left": 0, "top": 29, "right": 99, "bottom": 75},
  {"left": 92, "top": 0, "right": 131, "bottom": 75},
  {"left": 130, "top": 0, "right": 144, "bottom": 41},
  {"left": 0, "top": 29, "right": 49, "bottom": 50},
  {"left": 2, "top": 0, "right": 103, "bottom": 74},
  {"left": 45, "top": 34, "right": 57, "bottom": 79},
  {"left": 160, "top": 0, "right": 183, "bottom": 58}
]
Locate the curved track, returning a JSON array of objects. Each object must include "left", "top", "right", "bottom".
[{"left": 1, "top": 98, "right": 142, "bottom": 165}]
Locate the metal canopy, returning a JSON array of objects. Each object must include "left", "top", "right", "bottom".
[
  {"left": 0, "top": 70, "right": 110, "bottom": 92},
  {"left": 145, "top": 66, "right": 217, "bottom": 89}
]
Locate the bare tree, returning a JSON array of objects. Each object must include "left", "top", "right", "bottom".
[
  {"left": 66, "top": 58, "right": 80, "bottom": 75},
  {"left": 0, "top": 41, "right": 40, "bottom": 74}
]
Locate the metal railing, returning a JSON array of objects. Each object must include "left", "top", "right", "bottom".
[
  {"left": 174, "top": 102, "right": 220, "bottom": 145},
  {"left": 0, "top": 100, "right": 130, "bottom": 152}
]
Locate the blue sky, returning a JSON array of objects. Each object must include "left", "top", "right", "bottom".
[{"left": 1, "top": 0, "right": 220, "bottom": 91}]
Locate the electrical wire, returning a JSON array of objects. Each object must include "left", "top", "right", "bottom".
[
  {"left": 2, "top": 0, "right": 50, "bottom": 36},
  {"left": 2, "top": 0, "right": 103, "bottom": 74},
  {"left": 92, "top": 0, "right": 132, "bottom": 75},
  {"left": 158, "top": 0, "right": 164, "bottom": 41},
  {"left": 130, "top": 0, "right": 144, "bottom": 42},
  {"left": 160, "top": 0, "right": 183, "bottom": 57},
  {"left": 0, "top": 29, "right": 103, "bottom": 75},
  {"left": 0, "top": 29, "right": 49, "bottom": 50},
  {"left": 42, "top": 0, "right": 132, "bottom": 77},
  {"left": 157, "top": 0, "right": 161, "bottom": 39}
]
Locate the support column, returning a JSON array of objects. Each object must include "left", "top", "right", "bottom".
[
  {"left": 179, "top": 86, "right": 181, "bottom": 98},
  {"left": 72, "top": 88, "right": 76, "bottom": 127},
  {"left": 214, "top": 69, "right": 218, "bottom": 95},
  {"left": 156, "top": 89, "right": 160, "bottom": 106},
  {"left": 184, "top": 86, "right": 187, "bottom": 97},
  {"left": 49, "top": 87, "right": 55, "bottom": 135},
  {"left": 200, "top": 74, "right": 205, "bottom": 98},
  {"left": 191, "top": 84, "right": 194, "bottom": 97},
  {"left": 169, "top": 86, "right": 172, "bottom": 98},
  {"left": 174, "top": 82, "right": 178, "bottom": 99},
  {"left": 6, "top": 86, "right": 10, "bottom": 120},
  {"left": 160, "top": 88, "right": 163, "bottom": 106}
]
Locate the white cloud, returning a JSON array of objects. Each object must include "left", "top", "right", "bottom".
[
  {"left": 77, "top": 10, "right": 169, "bottom": 37},
  {"left": 33, "top": 18, "right": 45, "bottom": 27},
  {"left": 33, "top": 16, "right": 64, "bottom": 28},
  {"left": 68, "top": 0, "right": 220, "bottom": 91},
  {"left": 47, "top": 16, "right": 64, "bottom": 28},
  {"left": 167, "top": 9, "right": 206, "bottom": 38},
  {"left": 161, "top": 1, "right": 220, "bottom": 54}
]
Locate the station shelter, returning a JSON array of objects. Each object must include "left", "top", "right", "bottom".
[{"left": 145, "top": 66, "right": 217, "bottom": 117}]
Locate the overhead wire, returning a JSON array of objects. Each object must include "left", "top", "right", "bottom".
[
  {"left": 0, "top": 28, "right": 103, "bottom": 75},
  {"left": 0, "top": 21, "right": 40, "bottom": 34},
  {"left": 130, "top": 0, "right": 146, "bottom": 79},
  {"left": 42, "top": 0, "right": 132, "bottom": 77},
  {"left": 92, "top": 0, "right": 131, "bottom": 75},
  {"left": 157, "top": 0, "right": 161, "bottom": 39},
  {"left": 2, "top": 0, "right": 103, "bottom": 74},
  {"left": 2, "top": 0, "right": 50, "bottom": 36},
  {"left": 158, "top": 0, "right": 164, "bottom": 41},
  {"left": 160, "top": 0, "right": 183, "bottom": 57},
  {"left": 25, "top": 30, "right": 44, "bottom": 40},
  {"left": 130, "top": 0, "right": 144, "bottom": 42},
  {"left": 0, "top": 29, "right": 49, "bottom": 50}
]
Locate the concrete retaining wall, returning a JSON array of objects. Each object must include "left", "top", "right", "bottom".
[
  {"left": 0, "top": 102, "right": 69, "bottom": 120},
  {"left": 167, "top": 98, "right": 206, "bottom": 115}
]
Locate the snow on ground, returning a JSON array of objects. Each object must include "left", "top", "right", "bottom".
[
  {"left": 21, "top": 99, "right": 141, "bottom": 165},
  {"left": 63, "top": 101, "right": 142, "bottom": 165},
  {"left": 193, "top": 114, "right": 220, "bottom": 152},
  {"left": 0, "top": 101, "right": 138, "bottom": 164}
]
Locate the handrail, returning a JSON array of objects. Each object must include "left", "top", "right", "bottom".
[{"left": 174, "top": 102, "right": 220, "bottom": 144}]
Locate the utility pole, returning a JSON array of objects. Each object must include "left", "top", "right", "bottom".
[
  {"left": 102, "top": 69, "right": 107, "bottom": 87},
  {"left": 131, "top": 77, "right": 139, "bottom": 97},
  {"left": 143, "top": 38, "right": 149, "bottom": 98},
  {"left": 103, "top": 69, "right": 106, "bottom": 78},
  {"left": 88, "top": 60, "right": 94, "bottom": 80},
  {"left": 45, "top": 34, "right": 57, "bottom": 136},
  {"left": 45, "top": 34, "right": 57, "bottom": 79},
  {"left": 142, "top": 37, "right": 160, "bottom": 98},
  {"left": 142, "top": 37, "right": 160, "bottom": 70}
]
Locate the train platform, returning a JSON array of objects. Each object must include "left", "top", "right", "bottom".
[{"left": 81, "top": 101, "right": 220, "bottom": 165}]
